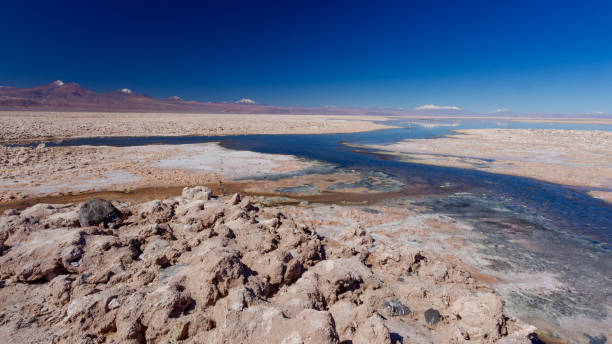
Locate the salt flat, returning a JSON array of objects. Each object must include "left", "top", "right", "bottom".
[
  {"left": 0, "top": 111, "right": 392, "bottom": 142},
  {"left": 366, "top": 128, "right": 612, "bottom": 203},
  {"left": 0, "top": 142, "right": 317, "bottom": 203}
]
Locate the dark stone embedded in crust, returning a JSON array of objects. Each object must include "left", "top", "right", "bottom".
[
  {"left": 78, "top": 198, "right": 121, "bottom": 227},
  {"left": 424, "top": 308, "right": 441, "bottom": 326},
  {"left": 382, "top": 298, "right": 411, "bottom": 316}
]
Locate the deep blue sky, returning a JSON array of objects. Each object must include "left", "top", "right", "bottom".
[{"left": 1, "top": 1, "right": 611, "bottom": 114}]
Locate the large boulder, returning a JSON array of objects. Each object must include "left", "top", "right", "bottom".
[{"left": 78, "top": 198, "right": 121, "bottom": 227}]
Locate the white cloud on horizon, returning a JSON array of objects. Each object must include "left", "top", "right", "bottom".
[
  {"left": 413, "top": 104, "right": 462, "bottom": 111},
  {"left": 489, "top": 108, "right": 510, "bottom": 113}
]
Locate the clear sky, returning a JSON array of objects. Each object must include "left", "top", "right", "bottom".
[{"left": 2, "top": 1, "right": 611, "bottom": 114}]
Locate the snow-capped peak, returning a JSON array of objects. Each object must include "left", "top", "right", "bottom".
[
  {"left": 169, "top": 96, "right": 182, "bottom": 101},
  {"left": 235, "top": 98, "right": 256, "bottom": 104},
  {"left": 53, "top": 80, "right": 64, "bottom": 86},
  {"left": 121, "top": 88, "right": 132, "bottom": 94}
]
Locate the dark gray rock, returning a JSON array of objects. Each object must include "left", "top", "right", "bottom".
[
  {"left": 382, "top": 298, "right": 411, "bottom": 316},
  {"left": 586, "top": 334, "right": 607, "bottom": 344},
  {"left": 78, "top": 199, "right": 121, "bottom": 227},
  {"left": 424, "top": 308, "right": 441, "bottom": 326}
]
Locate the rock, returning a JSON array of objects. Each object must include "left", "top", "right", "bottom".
[
  {"left": 214, "top": 224, "right": 235, "bottom": 239},
  {"left": 0, "top": 229, "right": 84, "bottom": 282},
  {"left": 78, "top": 198, "right": 121, "bottom": 227},
  {"left": 421, "top": 261, "right": 449, "bottom": 282},
  {"left": 228, "top": 193, "right": 241, "bottom": 205},
  {"left": 48, "top": 274, "right": 74, "bottom": 306},
  {"left": 212, "top": 306, "right": 340, "bottom": 344},
  {"left": 133, "top": 200, "right": 175, "bottom": 224},
  {"left": 182, "top": 186, "right": 212, "bottom": 200},
  {"left": 20, "top": 203, "right": 60, "bottom": 219},
  {"left": 353, "top": 314, "right": 391, "bottom": 344},
  {"left": 382, "top": 298, "right": 411, "bottom": 316},
  {"left": 0, "top": 193, "right": 532, "bottom": 344},
  {"left": 175, "top": 200, "right": 223, "bottom": 229},
  {"left": 117, "top": 318, "right": 147, "bottom": 343},
  {"left": 305, "top": 258, "right": 380, "bottom": 305},
  {"left": 424, "top": 308, "right": 441, "bottom": 326},
  {"left": 240, "top": 198, "right": 258, "bottom": 212},
  {"left": 449, "top": 293, "right": 507, "bottom": 342},
  {"left": 172, "top": 320, "right": 190, "bottom": 341},
  {"left": 107, "top": 297, "right": 121, "bottom": 310}
]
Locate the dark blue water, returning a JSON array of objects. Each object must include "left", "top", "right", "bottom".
[{"left": 17, "top": 119, "right": 612, "bottom": 247}]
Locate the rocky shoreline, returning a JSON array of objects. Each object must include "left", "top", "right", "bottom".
[{"left": 0, "top": 187, "right": 535, "bottom": 343}]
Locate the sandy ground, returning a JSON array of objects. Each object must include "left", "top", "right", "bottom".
[
  {"left": 365, "top": 129, "right": 612, "bottom": 203},
  {"left": 0, "top": 111, "right": 392, "bottom": 142},
  {"left": 0, "top": 143, "right": 318, "bottom": 204}
]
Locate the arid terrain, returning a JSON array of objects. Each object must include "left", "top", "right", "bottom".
[
  {"left": 0, "top": 187, "right": 535, "bottom": 343},
  {"left": 3, "top": 0, "right": 612, "bottom": 341},
  {"left": 0, "top": 111, "right": 392, "bottom": 142},
  {"left": 365, "top": 128, "right": 612, "bottom": 203},
  {"left": 0, "top": 142, "right": 322, "bottom": 205},
  {"left": 1, "top": 111, "right": 611, "bottom": 343}
]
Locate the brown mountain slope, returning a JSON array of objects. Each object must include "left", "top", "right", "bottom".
[
  {"left": 0, "top": 81, "right": 349, "bottom": 114},
  {"left": 2, "top": 81, "right": 610, "bottom": 119}
]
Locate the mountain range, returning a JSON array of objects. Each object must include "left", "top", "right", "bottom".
[
  {"left": 0, "top": 81, "right": 608, "bottom": 118},
  {"left": 0, "top": 80, "right": 405, "bottom": 115},
  {"left": 0, "top": 81, "right": 298, "bottom": 114}
]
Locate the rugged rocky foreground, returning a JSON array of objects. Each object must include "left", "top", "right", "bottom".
[{"left": 0, "top": 187, "right": 534, "bottom": 343}]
